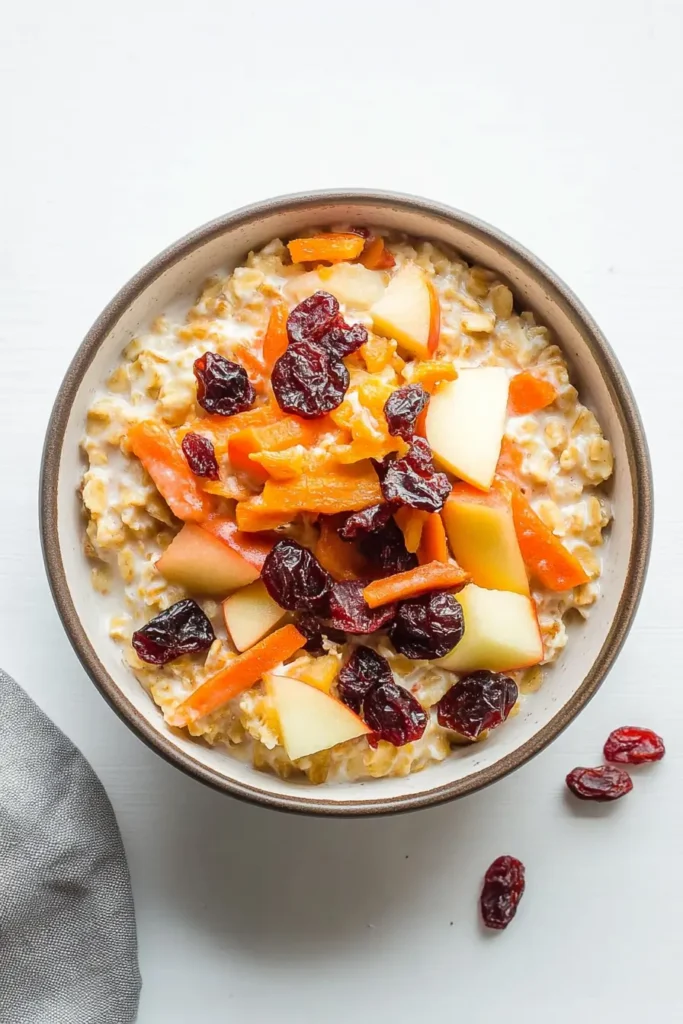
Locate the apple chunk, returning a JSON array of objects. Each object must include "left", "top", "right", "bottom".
[
  {"left": 284, "top": 263, "right": 386, "bottom": 309},
  {"left": 222, "top": 581, "right": 286, "bottom": 652},
  {"left": 442, "top": 485, "right": 529, "bottom": 595},
  {"left": 439, "top": 584, "right": 543, "bottom": 673},
  {"left": 156, "top": 523, "right": 260, "bottom": 596},
  {"left": 265, "top": 673, "right": 370, "bottom": 760},
  {"left": 426, "top": 368, "right": 509, "bottom": 490},
  {"left": 370, "top": 263, "right": 439, "bottom": 358}
]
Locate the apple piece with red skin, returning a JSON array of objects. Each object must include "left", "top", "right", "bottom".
[
  {"left": 156, "top": 523, "right": 261, "bottom": 596},
  {"left": 265, "top": 672, "right": 370, "bottom": 760},
  {"left": 222, "top": 581, "right": 286, "bottom": 653},
  {"left": 438, "top": 584, "right": 543, "bottom": 673},
  {"left": 370, "top": 263, "right": 440, "bottom": 358},
  {"left": 442, "top": 484, "right": 529, "bottom": 595}
]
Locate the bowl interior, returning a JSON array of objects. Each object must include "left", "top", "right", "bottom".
[{"left": 46, "top": 194, "right": 648, "bottom": 813}]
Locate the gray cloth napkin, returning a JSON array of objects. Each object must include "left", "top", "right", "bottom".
[{"left": 0, "top": 669, "right": 141, "bottom": 1024}]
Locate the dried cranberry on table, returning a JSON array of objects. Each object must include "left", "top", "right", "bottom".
[
  {"left": 261, "top": 539, "right": 332, "bottom": 613},
  {"left": 271, "top": 339, "right": 350, "bottom": 418},
  {"left": 132, "top": 599, "right": 215, "bottom": 666},
  {"left": 295, "top": 614, "right": 346, "bottom": 653},
  {"left": 193, "top": 352, "right": 256, "bottom": 416},
  {"left": 603, "top": 726, "right": 665, "bottom": 764},
  {"left": 286, "top": 291, "right": 339, "bottom": 344},
  {"left": 327, "top": 579, "right": 396, "bottom": 635},
  {"left": 480, "top": 856, "right": 526, "bottom": 930},
  {"left": 436, "top": 671, "right": 518, "bottom": 740},
  {"left": 181, "top": 432, "right": 220, "bottom": 480},
  {"left": 364, "top": 681, "right": 427, "bottom": 746},
  {"left": 337, "top": 645, "right": 393, "bottom": 714},
  {"left": 373, "top": 437, "right": 451, "bottom": 513},
  {"left": 389, "top": 590, "right": 464, "bottom": 659},
  {"left": 383, "top": 384, "right": 430, "bottom": 441},
  {"left": 338, "top": 503, "right": 394, "bottom": 541},
  {"left": 321, "top": 321, "right": 368, "bottom": 359},
  {"left": 565, "top": 765, "right": 633, "bottom": 801}
]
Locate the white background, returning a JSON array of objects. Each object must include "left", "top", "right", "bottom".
[{"left": 1, "top": 2, "right": 681, "bottom": 1021}]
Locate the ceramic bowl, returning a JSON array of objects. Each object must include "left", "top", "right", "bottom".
[{"left": 40, "top": 189, "right": 653, "bottom": 815}]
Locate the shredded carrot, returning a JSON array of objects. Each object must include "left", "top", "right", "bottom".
[
  {"left": 508, "top": 372, "right": 558, "bottom": 416},
  {"left": 288, "top": 233, "right": 365, "bottom": 264},
  {"left": 201, "top": 515, "right": 275, "bottom": 569},
  {"left": 171, "top": 625, "right": 306, "bottom": 725},
  {"left": 363, "top": 561, "right": 470, "bottom": 609},
  {"left": 231, "top": 343, "right": 267, "bottom": 392},
  {"left": 228, "top": 415, "right": 338, "bottom": 481},
  {"left": 359, "top": 335, "right": 397, "bottom": 374},
  {"left": 495, "top": 437, "right": 525, "bottom": 487},
  {"left": 508, "top": 485, "right": 590, "bottom": 591},
  {"left": 237, "top": 464, "right": 382, "bottom": 527},
  {"left": 315, "top": 517, "right": 370, "bottom": 581},
  {"left": 406, "top": 360, "right": 458, "bottom": 393},
  {"left": 128, "top": 421, "right": 214, "bottom": 522},
  {"left": 262, "top": 301, "right": 289, "bottom": 369},
  {"left": 394, "top": 508, "right": 429, "bottom": 553},
  {"left": 357, "top": 235, "right": 395, "bottom": 270},
  {"left": 183, "top": 403, "right": 284, "bottom": 452},
  {"left": 417, "top": 513, "right": 450, "bottom": 564},
  {"left": 233, "top": 499, "right": 296, "bottom": 532}
]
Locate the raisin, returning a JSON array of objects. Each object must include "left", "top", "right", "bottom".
[
  {"left": 271, "top": 340, "right": 349, "bottom": 418},
  {"left": 286, "top": 291, "right": 339, "bottom": 344},
  {"left": 436, "top": 671, "right": 518, "bottom": 740},
  {"left": 389, "top": 590, "right": 464, "bottom": 659},
  {"left": 321, "top": 322, "right": 368, "bottom": 359},
  {"left": 565, "top": 765, "right": 633, "bottom": 801},
  {"left": 328, "top": 579, "right": 396, "bottom": 635},
  {"left": 374, "top": 437, "right": 451, "bottom": 513},
  {"left": 339, "top": 503, "right": 394, "bottom": 541},
  {"left": 384, "top": 384, "right": 430, "bottom": 441},
  {"left": 296, "top": 614, "right": 346, "bottom": 653},
  {"left": 480, "top": 856, "right": 526, "bottom": 930},
  {"left": 132, "top": 599, "right": 215, "bottom": 666},
  {"left": 361, "top": 518, "right": 418, "bottom": 574},
  {"left": 337, "top": 645, "right": 393, "bottom": 713},
  {"left": 363, "top": 681, "right": 427, "bottom": 746},
  {"left": 261, "top": 539, "right": 332, "bottom": 613},
  {"left": 193, "top": 352, "right": 256, "bottom": 417},
  {"left": 181, "top": 432, "right": 220, "bottom": 480},
  {"left": 603, "top": 726, "right": 665, "bottom": 764}
]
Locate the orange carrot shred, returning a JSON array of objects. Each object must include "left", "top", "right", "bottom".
[
  {"left": 171, "top": 625, "right": 306, "bottom": 725},
  {"left": 509, "top": 485, "right": 590, "bottom": 591},
  {"left": 508, "top": 372, "right": 558, "bottom": 416},
  {"left": 495, "top": 437, "right": 525, "bottom": 487},
  {"left": 262, "top": 301, "right": 289, "bottom": 369},
  {"left": 417, "top": 513, "right": 450, "bottom": 564},
  {"left": 128, "top": 421, "right": 214, "bottom": 522},
  {"left": 363, "top": 561, "right": 470, "bottom": 609},
  {"left": 288, "top": 233, "right": 365, "bottom": 264}
]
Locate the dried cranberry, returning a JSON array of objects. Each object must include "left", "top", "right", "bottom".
[
  {"left": 374, "top": 438, "right": 451, "bottom": 512},
  {"left": 361, "top": 518, "right": 418, "bottom": 574},
  {"left": 193, "top": 352, "right": 255, "bottom": 417},
  {"left": 384, "top": 384, "right": 430, "bottom": 441},
  {"left": 321, "top": 322, "right": 368, "bottom": 359},
  {"left": 339, "top": 503, "right": 394, "bottom": 541},
  {"left": 603, "top": 726, "right": 665, "bottom": 764},
  {"left": 364, "top": 682, "right": 427, "bottom": 746},
  {"left": 389, "top": 591, "right": 464, "bottom": 659},
  {"left": 261, "top": 539, "right": 332, "bottom": 613},
  {"left": 328, "top": 579, "right": 396, "bottom": 635},
  {"left": 436, "top": 671, "right": 518, "bottom": 739},
  {"left": 296, "top": 614, "right": 346, "bottom": 653},
  {"left": 337, "top": 645, "right": 393, "bottom": 713},
  {"left": 132, "top": 599, "right": 215, "bottom": 666},
  {"left": 480, "top": 856, "right": 526, "bottom": 930},
  {"left": 286, "top": 291, "right": 339, "bottom": 344},
  {"left": 181, "top": 432, "right": 219, "bottom": 480},
  {"left": 271, "top": 340, "right": 349, "bottom": 419},
  {"left": 565, "top": 765, "right": 633, "bottom": 801}
]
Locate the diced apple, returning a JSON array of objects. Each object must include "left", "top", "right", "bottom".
[
  {"left": 222, "top": 580, "right": 286, "bottom": 652},
  {"left": 265, "top": 673, "right": 370, "bottom": 760},
  {"left": 426, "top": 368, "right": 509, "bottom": 490},
  {"left": 156, "top": 523, "right": 260, "bottom": 596},
  {"left": 284, "top": 264, "right": 386, "bottom": 310},
  {"left": 370, "top": 263, "right": 439, "bottom": 358},
  {"left": 439, "top": 583, "right": 543, "bottom": 673},
  {"left": 442, "top": 485, "right": 529, "bottom": 595}
]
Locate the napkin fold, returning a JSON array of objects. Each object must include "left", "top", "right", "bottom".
[{"left": 0, "top": 669, "right": 141, "bottom": 1024}]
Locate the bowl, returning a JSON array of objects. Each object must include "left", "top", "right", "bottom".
[{"left": 40, "top": 189, "right": 653, "bottom": 815}]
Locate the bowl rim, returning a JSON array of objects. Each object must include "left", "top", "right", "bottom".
[{"left": 39, "top": 188, "right": 653, "bottom": 816}]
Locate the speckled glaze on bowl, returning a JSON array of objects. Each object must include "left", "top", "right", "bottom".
[{"left": 39, "top": 190, "right": 653, "bottom": 816}]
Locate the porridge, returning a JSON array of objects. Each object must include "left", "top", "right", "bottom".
[{"left": 81, "top": 228, "right": 613, "bottom": 784}]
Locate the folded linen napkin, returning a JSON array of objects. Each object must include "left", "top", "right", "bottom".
[{"left": 0, "top": 669, "right": 141, "bottom": 1024}]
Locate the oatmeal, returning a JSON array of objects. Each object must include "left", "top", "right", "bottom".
[{"left": 81, "top": 228, "right": 613, "bottom": 783}]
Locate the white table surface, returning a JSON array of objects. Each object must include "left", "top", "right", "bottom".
[{"left": 2, "top": 1, "right": 681, "bottom": 1020}]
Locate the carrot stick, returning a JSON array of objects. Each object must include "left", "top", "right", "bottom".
[
  {"left": 363, "top": 561, "right": 470, "bottom": 609},
  {"left": 262, "top": 301, "right": 289, "bottom": 369},
  {"left": 171, "top": 625, "right": 306, "bottom": 725},
  {"left": 508, "top": 372, "right": 557, "bottom": 416},
  {"left": 228, "top": 416, "right": 336, "bottom": 481},
  {"left": 236, "top": 464, "right": 382, "bottom": 525},
  {"left": 288, "top": 233, "right": 365, "bottom": 264},
  {"left": 128, "top": 421, "right": 214, "bottom": 522},
  {"left": 509, "top": 485, "right": 590, "bottom": 591},
  {"left": 417, "top": 513, "right": 450, "bottom": 564}
]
